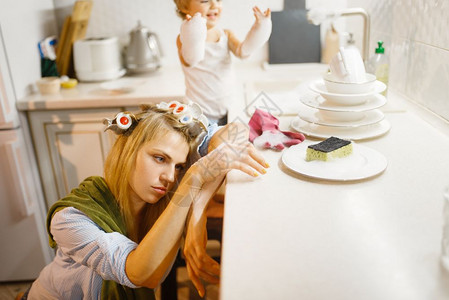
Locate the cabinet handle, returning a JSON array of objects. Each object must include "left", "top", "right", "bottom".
[{"left": 4, "top": 140, "right": 35, "bottom": 217}]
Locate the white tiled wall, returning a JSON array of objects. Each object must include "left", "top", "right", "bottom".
[
  {"left": 1, "top": 0, "right": 57, "bottom": 99},
  {"left": 65, "top": 0, "right": 282, "bottom": 67},
  {"left": 53, "top": 0, "right": 449, "bottom": 121},
  {"left": 70, "top": 0, "right": 346, "bottom": 67},
  {"left": 347, "top": 0, "right": 449, "bottom": 122}
]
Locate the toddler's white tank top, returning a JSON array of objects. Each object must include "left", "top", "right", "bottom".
[{"left": 181, "top": 29, "right": 235, "bottom": 119}]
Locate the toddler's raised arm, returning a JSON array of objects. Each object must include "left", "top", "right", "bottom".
[
  {"left": 179, "top": 13, "right": 207, "bottom": 67},
  {"left": 238, "top": 6, "right": 272, "bottom": 58}
]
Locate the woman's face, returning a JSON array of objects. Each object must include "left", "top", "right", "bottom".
[
  {"left": 185, "top": 0, "right": 222, "bottom": 28},
  {"left": 129, "top": 131, "right": 189, "bottom": 208}
]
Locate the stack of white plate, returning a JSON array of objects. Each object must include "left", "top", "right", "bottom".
[{"left": 291, "top": 73, "right": 391, "bottom": 140}]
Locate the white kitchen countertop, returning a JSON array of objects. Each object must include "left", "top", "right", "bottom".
[
  {"left": 221, "top": 66, "right": 449, "bottom": 299},
  {"left": 17, "top": 66, "right": 186, "bottom": 111},
  {"left": 17, "top": 63, "right": 449, "bottom": 299},
  {"left": 16, "top": 62, "right": 330, "bottom": 112}
]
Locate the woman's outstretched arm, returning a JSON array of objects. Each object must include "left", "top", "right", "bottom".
[
  {"left": 183, "top": 122, "right": 269, "bottom": 296},
  {"left": 125, "top": 125, "right": 268, "bottom": 288}
]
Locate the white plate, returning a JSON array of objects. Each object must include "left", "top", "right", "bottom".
[
  {"left": 98, "top": 78, "right": 147, "bottom": 95},
  {"left": 290, "top": 116, "right": 391, "bottom": 140},
  {"left": 282, "top": 140, "right": 388, "bottom": 181},
  {"left": 309, "top": 80, "right": 387, "bottom": 105},
  {"left": 298, "top": 107, "right": 384, "bottom": 127},
  {"left": 300, "top": 93, "right": 387, "bottom": 112}
]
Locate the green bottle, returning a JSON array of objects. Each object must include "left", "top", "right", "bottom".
[{"left": 367, "top": 41, "right": 389, "bottom": 96}]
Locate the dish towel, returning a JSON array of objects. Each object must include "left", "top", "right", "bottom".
[{"left": 248, "top": 109, "right": 305, "bottom": 150}]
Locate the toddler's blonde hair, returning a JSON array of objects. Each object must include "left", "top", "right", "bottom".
[{"left": 173, "top": 0, "right": 189, "bottom": 19}]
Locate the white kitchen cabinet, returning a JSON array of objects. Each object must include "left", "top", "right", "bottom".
[{"left": 28, "top": 108, "right": 125, "bottom": 209}]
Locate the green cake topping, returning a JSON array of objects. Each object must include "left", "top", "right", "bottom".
[
  {"left": 308, "top": 136, "right": 351, "bottom": 153},
  {"left": 306, "top": 136, "right": 353, "bottom": 161}
]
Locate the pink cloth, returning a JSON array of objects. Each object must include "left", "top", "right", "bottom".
[{"left": 248, "top": 109, "right": 305, "bottom": 150}]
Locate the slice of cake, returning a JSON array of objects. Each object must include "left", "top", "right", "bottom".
[{"left": 306, "top": 137, "right": 353, "bottom": 161}]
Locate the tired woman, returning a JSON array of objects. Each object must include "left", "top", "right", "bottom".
[{"left": 27, "top": 101, "right": 268, "bottom": 299}]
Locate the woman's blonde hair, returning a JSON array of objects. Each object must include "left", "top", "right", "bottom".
[
  {"left": 173, "top": 0, "right": 189, "bottom": 19},
  {"left": 104, "top": 104, "right": 204, "bottom": 242}
]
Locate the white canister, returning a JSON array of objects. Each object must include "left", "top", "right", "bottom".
[
  {"left": 73, "top": 37, "right": 125, "bottom": 82},
  {"left": 442, "top": 186, "right": 449, "bottom": 271}
]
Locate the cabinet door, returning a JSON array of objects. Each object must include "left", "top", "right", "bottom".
[
  {"left": 0, "top": 24, "right": 19, "bottom": 129},
  {"left": 29, "top": 108, "right": 119, "bottom": 208}
]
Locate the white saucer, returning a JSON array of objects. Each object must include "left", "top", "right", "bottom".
[
  {"left": 298, "top": 107, "right": 385, "bottom": 127},
  {"left": 300, "top": 93, "right": 387, "bottom": 112},
  {"left": 309, "top": 80, "right": 387, "bottom": 105},
  {"left": 290, "top": 116, "right": 391, "bottom": 140},
  {"left": 282, "top": 140, "right": 388, "bottom": 181}
]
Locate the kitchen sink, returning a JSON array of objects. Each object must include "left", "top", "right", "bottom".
[
  {"left": 245, "top": 77, "right": 315, "bottom": 117},
  {"left": 244, "top": 63, "right": 328, "bottom": 116}
]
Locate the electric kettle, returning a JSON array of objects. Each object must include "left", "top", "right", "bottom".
[{"left": 125, "top": 21, "right": 161, "bottom": 73}]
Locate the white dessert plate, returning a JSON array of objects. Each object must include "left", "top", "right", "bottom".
[
  {"left": 300, "top": 93, "right": 387, "bottom": 112},
  {"left": 298, "top": 107, "right": 384, "bottom": 127},
  {"left": 290, "top": 116, "right": 391, "bottom": 140},
  {"left": 309, "top": 80, "right": 386, "bottom": 105},
  {"left": 282, "top": 140, "right": 388, "bottom": 181}
]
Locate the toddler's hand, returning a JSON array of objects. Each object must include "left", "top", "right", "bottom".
[
  {"left": 253, "top": 6, "right": 271, "bottom": 23},
  {"left": 239, "top": 6, "right": 272, "bottom": 57},
  {"left": 180, "top": 12, "right": 207, "bottom": 66},
  {"left": 180, "top": 12, "right": 207, "bottom": 44}
]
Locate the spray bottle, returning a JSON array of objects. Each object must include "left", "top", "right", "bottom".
[{"left": 366, "top": 41, "right": 389, "bottom": 96}]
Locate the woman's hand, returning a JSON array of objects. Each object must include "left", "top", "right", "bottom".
[
  {"left": 183, "top": 205, "right": 220, "bottom": 298},
  {"left": 191, "top": 140, "right": 268, "bottom": 185},
  {"left": 182, "top": 122, "right": 269, "bottom": 296}
]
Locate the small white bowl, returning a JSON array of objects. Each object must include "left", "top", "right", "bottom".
[
  {"left": 323, "top": 73, "right": 376, "bottom": 94},
  {"left": 36, "top": 77, "right": 61, "bottom": 95}
]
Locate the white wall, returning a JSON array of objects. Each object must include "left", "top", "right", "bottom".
[
  {"left": 53, "top": 0, "right": 353, "bottom": 68},
  {"left": 347, "top": 0, "right": 449, "bottom": 122},
  {"left": 5, "top": 0, "right": 448, "bottom": 123},
  {"left": 0, "top": 0, "right": 58, "bottom": 99},
  {"left": 54, "top": 0, "right": 284, "bottom": 67}
]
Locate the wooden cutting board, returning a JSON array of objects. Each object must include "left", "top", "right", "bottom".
[
  {"left": 56, "top": 0, "right": 92, "bottom": 76},
  {"left": 268, "top": 9, "right": 321, "bottom": 64}
]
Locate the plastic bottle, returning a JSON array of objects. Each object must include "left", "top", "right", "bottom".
[
  {"left": 321, "top": 24, "right": 340, "bottom": 64},
  {"left": 366, "top": 41, "right": 389, "bottom": 96}
]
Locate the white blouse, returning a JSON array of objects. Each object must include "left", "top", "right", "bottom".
[{"left": 29, "top": 207, "right": 138, "bottom": 299}]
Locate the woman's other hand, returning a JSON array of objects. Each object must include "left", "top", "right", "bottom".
[{"left": 183, "top": 207, "right": 220, "bottom": 298}]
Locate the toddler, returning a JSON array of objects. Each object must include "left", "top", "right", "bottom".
[{"left": 174, "top": 0, "right": 272, "bottom": 125}]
